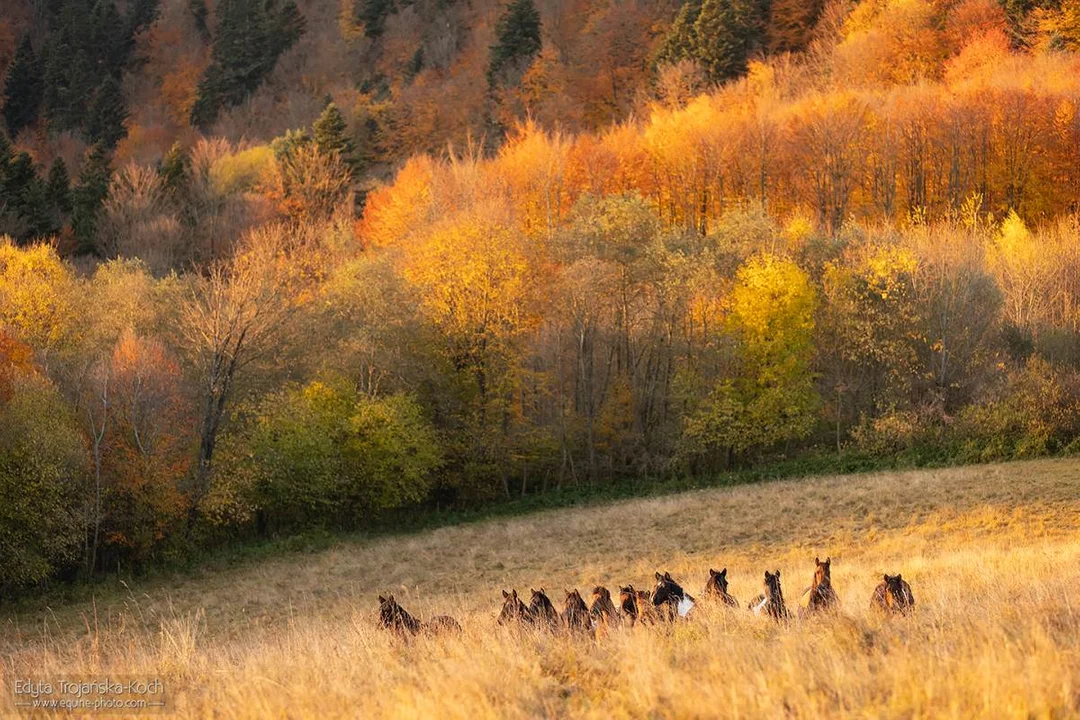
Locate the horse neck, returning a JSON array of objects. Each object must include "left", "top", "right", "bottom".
[
  {"left": 394, "top": 605, "right": 420, "bottom": 632},
  {"left": 501, "top": 600, "right": 524, "bottom": 621}
]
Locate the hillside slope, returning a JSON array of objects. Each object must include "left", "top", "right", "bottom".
[{"left": 3, "top": 457, "right": 1080, "bottom": 717}]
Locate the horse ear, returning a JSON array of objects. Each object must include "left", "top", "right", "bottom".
[
  {"left": 896, "top": 574, "right": 902, "bottom": 581},
  {"left": 775, "top": 569, "right": 781, "bottom": 577},
  {"left": 502, "top": 589, "right": 510, "bottom": 598},
  {"left": 815, "top": 556, "right": 820, "bottom": 564},
  {"left": 664, "top": 572, "right": 672, "bottom": 581},
  {"left": 720, "top": 568, "right": 727, "bottom": 577},
  {"left": 512, "top": 589, "right": 518, "bottom": 599},
  {"left": 388, "top": 594, "right": 394, "bottom": 602},
  {"left": 883, "top": 574, "right": 890, "bottom": 582},
  {"left": 655, "top": 572, "right": 663, "bottom": 581},
  {"left": 378, "top": 595, "right": 386, "bottom": 603},
  {"left": 825, "top": 556, "right": 831, "bottom": 564},
  {"left": 710, "top": 568, "right": 717, "bottom": 576}
]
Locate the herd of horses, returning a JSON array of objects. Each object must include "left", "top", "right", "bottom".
[{"left": 377, "top": 557, "right": 916, "bottom": 638}]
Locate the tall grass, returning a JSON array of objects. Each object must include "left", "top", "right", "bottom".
[{"left": 3, "top": 458, "right": 1080, "bottom": 718}]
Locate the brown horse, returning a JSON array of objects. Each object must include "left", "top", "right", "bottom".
[
  {"left": 703, "top": 568, "right": 739, "bottom": 608},
  {"left": 529, "top": 588, "right": 560, "bottom": 628},
  {"left": 871, "top": 574, "right": 915, "bottom": 615},
  {"left": 378, "top": 595, "right": 461, "bottom": 637},
  {"left": 497, "top": 589, "right": 534, "bottom": 626},
  {"left": 799, "top": 557, "right": 840, "bottom": 615},
  {"left": 619, "top": 585, "right": 659, "bottom": 627},
  {"left": 589, "top": 586, "right": 622, "bottom": 629},
  {"left": 652, "top": 571, "right": 695, "bottom": 621},
  {"left": 747, "top": 570, "right": 790, "bottom": 622},
  {"left": 562, "top": 589, "right": 594, "bottom": 633}
]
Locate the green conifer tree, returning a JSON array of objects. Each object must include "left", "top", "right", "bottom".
[
  {"left": 190, "top": 0, "right": 305, "bottom": 128},
  {"left": 693, "top": 0, "right": 752, "bottom": 83},
  {"left": 72, "top": 143, "right": 112, "bottom": 254},
  {"left": 47, "top": 159, "right": 72, "bottom": 215},
  {"left": 313, "top": 102, "right": 359, "bottom": 177},
  {"left": 358, "top": 0, "right": 395, "bottom": 39},
  {"left": 86, "top": 76, "right": 129, "bottom": 148},
  {"left": 487, "top": 0, "right": 542, "bottom": 88},
  {"left": 656, "top": 0, "right": 703, "bottom": 66},
  {"left": 3, "top": 37, "right": 44, "bottom": 138}
]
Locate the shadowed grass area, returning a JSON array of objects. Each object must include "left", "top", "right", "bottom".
[{"left": 3, "top": 457, "right": 1080, "bottom": 717}]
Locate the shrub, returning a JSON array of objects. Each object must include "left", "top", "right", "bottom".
[
  {"left": 0, "top": 372, "right": 85, "bottom": 588},
  {"left": 240, "top": 380, "right": 441, "bottom": 531},
  {"left": 953, "top": 357, "right": 1080, "bottom": 462}
]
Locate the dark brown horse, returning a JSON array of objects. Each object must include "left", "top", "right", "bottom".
[
  {"left": 748, "top": 570, "right": 790, "bottom": 622},
  {"left": 652, "top": 571, "right": 695, "bottom": 621},
  {"left": 378, "top": 595, "right": 461, "bottom": 637},
  {"left": 562, "top": 589, "right": 594, "bottom": 633},
  {"left": 619, "top": 585, "right": 659, "bottom": 626},
  {"left": 498, "top": 589, "right": 534, "bottom": 626},
  {"left": 703, "top": 568, "right": 739, "bottom": 608},
  {"left": 589, "top": 586, "right": 621, "bottom": 629},
  {"left": 799, "top": 557, "right": 840, "bottom": 615},
  {"left": 871, "top": 574, "right": 915, "bottom": 615},
  {"left": 529, "top": 588, "right": 560, "bottom": 628}
]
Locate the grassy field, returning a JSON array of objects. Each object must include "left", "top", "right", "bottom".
[{"left": 4, "top": 458, "right": 1080, "bottom": 718}]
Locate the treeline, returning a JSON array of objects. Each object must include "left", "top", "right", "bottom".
[{"left": 4, "top": 140, "right": 1080, "bottom": 590}]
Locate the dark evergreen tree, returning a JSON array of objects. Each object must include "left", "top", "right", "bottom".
[
  {"left": 43, "top": 45, "right": 95, "bottom": 132},
  {"left": 18, "top": 175, "right": 55, "bottom": 241},
  {"left": 0, "top": 132, "right": 13, "bottom": 175},
  {"left": 487, "top": 0, "right": 542, "bottom": 88},
  {"left": 47, "top": 159, "right": 72, "bottom": 215},
  {"left": 3, "top": 37, "right": 44, "bottom": 138},
  {"left": 270, "top": 128, "right": 311, "bottom": 160},
  {"left": 693, "top": 0, "right": 755, "bottom": 83},
  {"left": 6, "top": 152, "right": 35, "bottom": 191},
  {"left": 274, "top": 1, "right": 307, "bottom": 58},
  {"left": 91, "top": 0, "right": 129, "bottom": 76},
  {"left": 4, "top": 153, "right": 54, "bottom": 242},
  {"left": 190, "top": 0, "right": 306, "bottom": 128},
  {"left": 656, "top": 0, "right": 767, "bottom": 84},
  {"left": 72, "top": 143, "right": 112, "bottom": 255},
  {"left": 0, "top": 131, "right": 12, "bottom": 204},
  {"left": 313, "top": 102, "right": 360, "bottom": 176},
  {"left": 358, "top": 0, "right": 395, "bottom": 39},
  {"left": 126, "top": 0, "right": 161, "bottom": 37},
  {"left": 656, "top": 0, "right": 703, "bottom": 66},
  {"left": 86, "top": 76, "right": 129, "bottom": 148},
  {"left": 405, "top": 47, "right": 424, "bottom": 82},
  {"left": 188, "top": 0, "right": 210, "bottom": 40}
]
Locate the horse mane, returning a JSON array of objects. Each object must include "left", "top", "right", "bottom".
[
  {"left": 379, "top": 595, "right": 422, "bottom": 635},
  {"left": 499, "top": 590, "right": 532, "bottom": 625}
]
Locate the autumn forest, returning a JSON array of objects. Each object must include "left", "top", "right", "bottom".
[{"left": 1, "top": 0, "right": 1080, "bottom": 590}]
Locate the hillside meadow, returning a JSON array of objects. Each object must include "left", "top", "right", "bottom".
[{"left": 2, "top": 458, "right": 1080, "bottom": 718}]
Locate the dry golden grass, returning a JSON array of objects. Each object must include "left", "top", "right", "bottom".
[{"left": 5, "top": 458, "right": 1080, "bottom": 718}]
